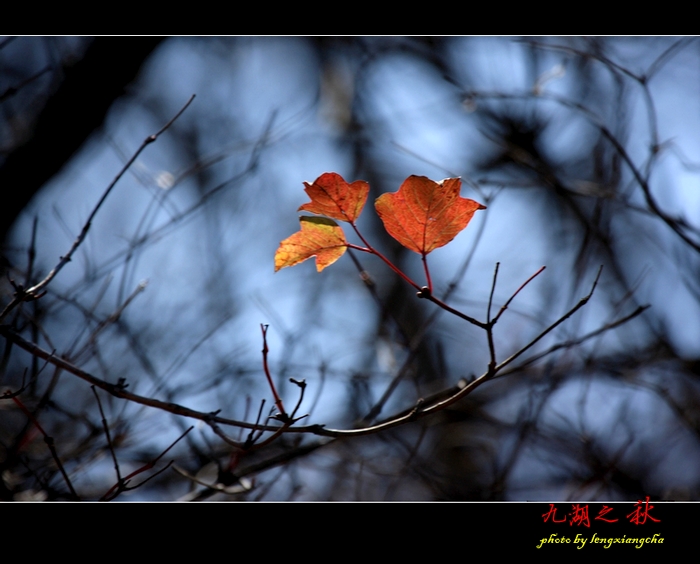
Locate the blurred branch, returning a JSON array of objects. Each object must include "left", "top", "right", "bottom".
[
  {"left": 497, "top": 304, "right": 650, "bottom": 378},
  {"left": 466, "top": 88, "right": 700, "bottom": 253},
  {"left": 100, "top": 425, "right": 193, "bottom": 501},
  {"left": 0, "top": 38, "right": 165, "bottom": 246},
  {"left": 0, "top": 66, "right": 51, "bottom": 104},
  {"left": 0, "top": 94, "right": 195, "bottom": 323},
  {"left": 10, "top": 395, "right": 79, "bottom": 500}
]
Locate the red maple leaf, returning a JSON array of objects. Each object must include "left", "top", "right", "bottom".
[
  {"left": 298, "top": 172, "right": 369, "bottom": 223},
  {"left": 274, "top": 216, "right": 348, "bottom": 272},
  {"left": 375, "top": 176, "right": 485, "bottom": 255}
]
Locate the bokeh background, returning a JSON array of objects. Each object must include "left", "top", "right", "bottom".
[{"left": 1, "top": 37, "right": 700, "bottom": 500}]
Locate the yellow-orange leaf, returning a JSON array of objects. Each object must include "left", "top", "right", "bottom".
[
  {"left": 275, "top": 216, "right": 348, "bottom": 272},
  {"left": 298, "top": 172, "right": 369, "bottom": 223},
  {"left": 375, "top": 176, "right": 486, "bottom": 255}
]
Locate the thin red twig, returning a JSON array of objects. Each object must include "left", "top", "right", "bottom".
[
  {"left": 100, "top": 425, "right": 193, "bottom": 501},
  {"left": 422, "top": 253, "right": 433, "bottom": 294},
  {"left": 493, "top": 265, "right": 546, "bottom": 324},
  {"left": 12, "top": 396, "right": 79, "bottom": 499},
  {"left": 349, "top": 222, "right": 422, "bottom": 291},
  {"left": 260, "top": 324, "right": 286, "bottom": 418}
]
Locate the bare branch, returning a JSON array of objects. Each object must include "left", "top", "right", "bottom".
[{"left": 0, "top": 95, "right": 196, "bottom": 323}]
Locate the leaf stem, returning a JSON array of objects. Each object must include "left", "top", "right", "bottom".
[
  {"left": 349, "top": 221, "right": 486, "bottom": 327},
  {"left": 349, "top": 223, "right": 421, "bottom": 291},
  {"left": 422, "top": 253, "right": 433, "bottom": 294}
]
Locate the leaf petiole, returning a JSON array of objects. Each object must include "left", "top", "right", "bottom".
[
  {"left": 349, "top": 222, "right": 421, "bottom": 291},
  {"left": 421, "top": 253, "right": 433, "bottom": 295},
  {"left": 346, "top": 243, "right": 372, "bottom": 253}
]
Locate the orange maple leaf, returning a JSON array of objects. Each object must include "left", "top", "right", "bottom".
[
  {"left": 298, "top": 172, "right": 369, "bottom": 223},
  {"left": 275, "top": 216, "right": 348, "bottom": 272},
  {"left": 375, "top": 176, "right": 486, "bottom": 255}
]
